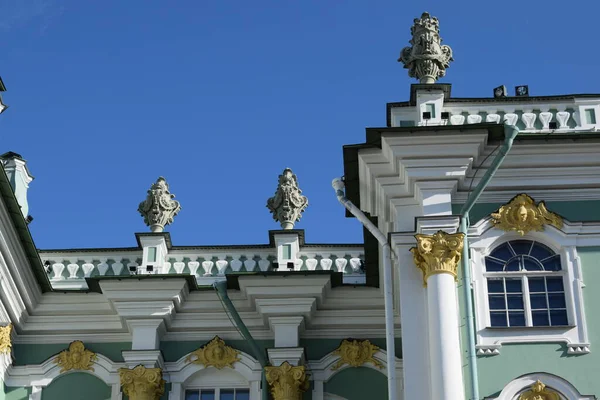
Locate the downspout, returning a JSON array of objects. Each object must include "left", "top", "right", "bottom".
[
  {"left": 459, "top": 124, "right": 520, "bottom": 399},
  {"left": 332, "top": 178, "right": 397, "bottom": 400},
  {"left": 214, "top": 281, "right": 269, "bottom": 400}
]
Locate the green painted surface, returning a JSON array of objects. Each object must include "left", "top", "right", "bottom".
[
  {"left": 457, "top": 264, "right": 473, "bottom": 399},
  {"left": 12, "top": 342, "right": 131, "bottom": 366},
  {"left": 161, "top": 339, "right": 274, "bottom": 362},
  {"left": 0, "top": 384, "right": 30, "bottom": 400},
  {"left": 452, "top": 200, "right": 600, "bottom": 224},
  {"left": 477, "top": 247, "right": 600, "bottom": 398},
  {"left": 324, "top": 367, "right": 387, "bottom": 400},
  {"left": 42, "top": 373, "right": 110, "bottom": 400},
  {"left": 300, "top": 338, "right": 402, "bottom": 360}
]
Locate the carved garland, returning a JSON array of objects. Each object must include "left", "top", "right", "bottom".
[
  {"left": 185, "top": 336, "right": 240, "bottom": 369},
  {"left": 265, "top": 361, "right": 309, "bottom": 400},
  {"left": 331, "top": 339, "right": 383, "bottom": 370},
  {"left": 491, "top": 194, "right": 563, "bottom": 236},
  {"left": 119, "top": 365, "right": 165, "bottom": 400},
  {"left": 54, "top": 341, "right": 97, "bottom": 373},
  {"left": 410, "top": 231, "right": 465, "bottom": 286},
  {"left": 518, "top": 380, "right": 561, "bottom": 400},
  {"left": 0, "top": 324, "right": 12, "bottom": 354}
]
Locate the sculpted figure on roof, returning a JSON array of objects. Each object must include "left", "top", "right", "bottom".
[
  {"left": 267, "top": 168, "right": 308, "bottom": 230},
  {"left": 138, "top": 176, "right": 181, "bottom": 232}
]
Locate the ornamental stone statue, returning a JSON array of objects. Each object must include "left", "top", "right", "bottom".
[
  {"left": 266, "top": 168, "right": 308, "bottom": 230},
  {"left": 138, "top": 177, "right": 181, "bottom": 232},
  {"left": 398, "top": 12, "right": 453, "bottom": 84}
]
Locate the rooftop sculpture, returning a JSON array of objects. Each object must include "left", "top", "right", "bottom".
[
  {"left": 138, "top": 177, "right": 181, "bottom": 232},
  {"left": 267, "top": 168, "right": 308, "bottom": 230},
  {"left": 398, "top": 12, "right": 453, "bottom": 84}
]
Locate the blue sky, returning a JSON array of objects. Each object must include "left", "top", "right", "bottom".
[{"left": 2, "top": 0, "right": 599, "bottom": 249}]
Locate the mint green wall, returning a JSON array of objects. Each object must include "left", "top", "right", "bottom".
[
  {"left": 0, "top": 384, "right": 30, "bottom": 400},
  {"left": 476, "top": 247, "right": 600, "bottom": 398},
  {"left": 12, "top": 342, "right": 130, "bottom": 365},
  {"left": 324, "top": 367, "right": 387, "bottom": 400},
  {"left": 452, "top": 200, "right": 600, "bottom": 224},
  {"left": 42, "top": 373, "right": 110, "bottom": 400}
]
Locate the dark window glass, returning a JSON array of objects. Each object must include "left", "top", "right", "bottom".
[
  {"left": 185, "top": 392, "right": 200, "bottom": 400},
  {"left": 522, "top": 256, "right": 543, "bottom": 271},
  {"left": 490, "top": 244, "right": 513, "bottom": 261},
  {"left": 236, "top": 390, "right": 250, "bottom": 400},
  {"left": 505, "top": 279, "right": 522, "bottom": 293},
  {"left": 528, "top": 278, "right": 545, "bottom": 292},
  {"left": 550, "top": 310, "right": 569, "bottom": 326},
  {"left": 542, "top": 255, "right": 562, "bottom": 271},
  {"left": 487, "top": 279, "right": 504, "bottom": 293},
  {"left": 506, "top": 294, "right": 524, "bottom": 310},
  {"left": 510, "top": 241, "right": 533, "bottom": 256},
  {"left": 548, "top": 293, "right": 566, "bottom": 309},
  {"left": 504, "top": 258, "right": 521, "bottom": 271},
  {"left": 529, "top": 243, "right": 554, "bottom": 260},
  {"left": 532, "top": 310, "right": 550, "bottom": 326},
  {"left": 490, "top": 311, "right": 507, "bottom": 327},
  {"left": 485, "top": 258, "right": 504, "bottom": 272},
  {"left": 508, "top": 311, "right": 526, "bottom": 327},
  {"left": 488, "top": 295, "right": 506, "bottom": 310},
  {"left": 546, "top": 277, "right": 564, "bottom": 292},
  {"left": 221, "top": 390, "right": 234, "bottom": 400},
  {"left": 530, "top": 293, "right": 547, "bottom": 309},
  {"left": 201, "top": 390, "right": 215, "bottom": 400}
]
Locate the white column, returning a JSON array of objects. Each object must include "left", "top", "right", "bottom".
[{"left": 427, "top": 273, "right": 465, "bottom": 400}]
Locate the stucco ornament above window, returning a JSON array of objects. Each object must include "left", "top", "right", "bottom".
[
  {"left": 266, "top": 168, "right": 308, "bottom": 230},
  {"left": 398, "top": 12, "right": 454, "bottom": 84},
  {"left": 137, "top": 176, "right": 181, "bottom": 233},
  {"left": 53, "top": 340, "right": 97, "bottom": 373},
  {"left": 0, "top": 324, "right": 12, "bottom": 354},
  {"left": 331, "top": 339, "right": 383, "bottom": 370},
  {"left": 491, "top": 194, "right": 563, "bottom": 236},
  {"left": 518, "top": 380, "right": 560, "bottom": 400},
  {"left": 265, "top": 361, "right": 309, "bottom": 400},
  {"left": 185, "top": 336, "right": 241, "bottom": 369},
  {"left": 119, "top": 365, "right": 165, "bottom": 400},
  {"left": 410, "top": 231, "right": 464, "bottom": 286}
]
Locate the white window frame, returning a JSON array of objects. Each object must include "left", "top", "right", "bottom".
[
  {"left": 468, "top": 219, "right": 591, "bottom": 356},
  {"left": 184, "top": 387, "right": 250, "bottom": 400},
  {"left": 489, "top": 372, "right": 594, "bottom": 399}
]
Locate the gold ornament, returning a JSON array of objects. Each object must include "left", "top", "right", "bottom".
[
  {"left": 331, "top": 339, "right": 383, "bottom": 370},
  {"left": 185, "top": 336, "right": 240, "bottom": 369},
  {"left": 54, "top": 341, "right": 97, "bottom": 373},
  {"left": 119, "top": 365, "right": 165, "bottom": 400},
  {"left": 491, "top": 194, "right": 563, "bottom": 236},
  {"left": 518, "top": 380, "right": 560, "bottom": 400},
  {"left": 265, "top": 362, "right": 309, "bottom": 400},
  {"left": 0, "top": 324, "right": 12, "bottom": 354},
  {"left": 410, "top": 231, "right": 464, "bottom": 286}
]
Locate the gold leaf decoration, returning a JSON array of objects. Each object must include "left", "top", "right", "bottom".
[
  {"left": 54, "top": 341, "right": 97, "bottom": 373},
  {"left": 331, "top": 339, "right": 383, "bottom": 370},
  {"left": 410, "top": 231, "right": 464, "bottom": 286},
  {"left": 185, "top": 336, "right": 240, "bottom": 369},
  {"left": 0, "top": 324, "right": 12, "bottom": 354},
  {"left": 119, "top": 365, "right": 165, "bottom": 400},
  {"left": 518, "top": 380, "right": 560, "bottom": 400},
  {"left": 491, "top": 194, "right": 563, "bottom": 236},
  {"left": 265, "top": 361, "right": 309, "bottom": 400}
]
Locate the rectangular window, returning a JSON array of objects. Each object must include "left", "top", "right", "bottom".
[
  {"left": 426, "top": 103, "right": 436, "bottom": 118},
  {"left": 399, "top": 120, "right": 415, "bottom": 127},
  {"left": 282, "top": 244, "right": 291, "bottom": 260},
  {"left": 585, "top": 108, "right": 597, "bottom": 124},
  {"left": 185, "top": 389, "right": 249, "bottom": 400},
  {"left": 147, "top": 247, "right": 157, "bottom": 263}
]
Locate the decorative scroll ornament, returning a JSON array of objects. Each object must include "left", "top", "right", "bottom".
[
  {"left": 266, "top": 168, "right": 308, "bottom": 230},
  {"left": 410, "top": 231, "right": 464, "bottom": 286},
  {"left": 138, "top": 177, "right": 181, "bottom": 232},
  {"left": 398, "top": 12, "right": 453, "bottom": 84},
  {"left": 185, "top": 336, "right": 240, "bottom": 369},
  {"left": 518, "top": 380, "right": 560, "bottom": 400},
  {"left": 0, "top": 324, "right": 12, "bottom": 354},
  {"left": 265, "top": 361, "right": 309, "bottom": 400},
  {"left": 331, "top": 339, "right": 383, "bottom": 370},
  {"left": 54, "top": 341, "right": 97, "bottom": 373},
  {"left": 119, "top": 365, "right": 165, "bottom": 400},
  {"left": 491, "top": 194, "right": 563, "bottom": 236}
]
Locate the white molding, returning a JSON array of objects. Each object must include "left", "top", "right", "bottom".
[
  {"left": 490, "top": 372, "right": 594, "bottom": 399},
  {"left": 469, "top": 218, "right": 597, "bottom": 355}
]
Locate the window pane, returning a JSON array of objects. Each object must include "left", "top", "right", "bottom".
[
  {"left": 488, "top": 294, "right": 506, "bottom": 310},
  {"left": 490, "top": 311, "right": 507, "bottom": 327},
  {"left": 487, "top": 279, "right": 504, "bottom": 293},
  {"left": 541, "top": 255, "right": 562, "bottom": 271},
  {"left": 508, "top": 311, "right": 526, "bottom": 327},
  {"left": 504, "top": 258, "right": 521, "bottom": 271},
  {"left": 509, "top": 240, "right": 533, "bottom": 256},
  {"left": 236, "top": 390, "right": 250, "bottom": 400},
  {"left": 489, "top": 244, "right": 512, "bottom": 261},
  {"left": 585, "top": 108, "right": 597, "bottom": 124},
  {"left": 548, "top": 293, "right": 566, "bottom": 309},
  {"left": 546, "top": 277, "right": 564, "bottom": 292},
  {"left": 186, "top": 392, "right": 200, "bottom": 400},
  {"left": 201, "top": 390, "right": 216, "bottom": 400},
  {"left": 505, "top": 279, "right": 522, "bottom": 293},
  {"left": 530, "top": 293, "right": 547, "bottom": 309},
  {"left": 485, "top": 258, "right": 504, "bottom": 272},
  {"left": 221, "top": 389, "right": 234, "bottom": 400},
  {"left": 506, "top": 294, "right": 524, "bottom": 310},
  {"left": 550, "top": 310, "right": 569, "bottom": 326},
  {"left": 528, "top": 278, "right": 545, "bottom": 293},
  {"left": 532, "top": 310, "right": 550, "bottom": 326},
  {"left": 522, "top": 257, "right": 543, "bottom": 271},
  {"left": 530, "top": 243, "right": 554, "bottom": 260}
]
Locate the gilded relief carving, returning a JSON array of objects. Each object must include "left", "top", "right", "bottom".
[
  {"left": 491, "top": 194, "right": 563, "bottom": 235},
  {"left": 54, "top": 340, "right": 97, "bottom": 373},
  {"left": 185, "top": 336, "right": 240, "bottom": 369},
  {"left": 331, "top": 339, "right": 383, "bottom": 370}
]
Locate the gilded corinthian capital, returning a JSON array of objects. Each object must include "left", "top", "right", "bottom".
[
  {"left": 119, "top": 365, "right": 165, "bottom": 400},
  {"left": 410, "top": 231, "right": 464, "bottom": 286},
  {"left": 0, "top": 324, "right": 12, "bottom": 354},
  {"left": 265, "top": 362, "right": 309, "bottom": 400}
]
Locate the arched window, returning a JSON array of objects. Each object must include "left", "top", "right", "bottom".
[
  {"left": 183, "top": 368, "right": 251, "bottom": 400},
  {"left": 485, "top": 240, "right": 568, "bottom": 328}
]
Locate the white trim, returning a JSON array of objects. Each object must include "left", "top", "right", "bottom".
[
  {"left": 469, "top": 218, "right": 596, "bottom": 355},
  {"left": 490, "top": 372, "right": 594, "bottom": 399}
]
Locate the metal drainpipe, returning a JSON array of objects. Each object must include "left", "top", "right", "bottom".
[
  {"left": 459, "top": 124, "right": 520, "bottom": 399},
  {"left": 214, "top": 281, "right": 269, "bottom": 400},
  {"left": 332, "top": 178, "right": 398, "bottom": 400}
]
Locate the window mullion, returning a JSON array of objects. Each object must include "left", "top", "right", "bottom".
[{"left": 522, "top": 275, "right": 532, "bottom": 327}]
